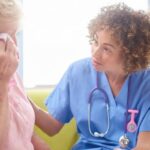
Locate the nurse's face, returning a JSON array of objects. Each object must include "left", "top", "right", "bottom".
[{"left": 91, "top": 30, "right": 125, "bottom": 73}]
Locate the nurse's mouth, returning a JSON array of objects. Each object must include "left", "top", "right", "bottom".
[{"left": 92, "top": 58, "right": 102, "bottom": 66}]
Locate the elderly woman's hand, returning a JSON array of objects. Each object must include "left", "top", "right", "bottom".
[{"left": 0, "top": 34, "right": 19, "bottom": 84}]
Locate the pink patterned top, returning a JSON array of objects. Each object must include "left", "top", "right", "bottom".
[{"left": 2, "top": 73, "right": 35, "bottom": 150}]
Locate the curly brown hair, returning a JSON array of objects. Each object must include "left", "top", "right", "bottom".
[{"left": 88, "top": 3, "right": 150, "bottom": 73}]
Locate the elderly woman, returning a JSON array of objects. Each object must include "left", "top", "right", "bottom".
[
  {"left": 0, "top": 0, "right": 50, "bottom": 149},
  {"left": 32, "top": 3, "right": 150, "bottom": 150}
]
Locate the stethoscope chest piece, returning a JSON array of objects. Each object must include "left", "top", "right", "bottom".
[{"left": 119, "top": 135, "right": 130, "bottom": 149}]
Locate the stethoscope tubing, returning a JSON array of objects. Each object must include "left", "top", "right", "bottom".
[
  {"left": 88, "top": 72, "right": 110, "bottom": 137},
  {"left": 88, "top": 72, "right": 138, "bottom": 138},
  {"left": 88, "top": 102, "right": 110, "bottom": 137}
]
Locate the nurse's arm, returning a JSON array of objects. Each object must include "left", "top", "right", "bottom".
[
  {"left": 29, "top": 98, "right": 64, "bottom": 136},
  {"left": 134, "top": 131, "right": 150, "bottom": 150}
]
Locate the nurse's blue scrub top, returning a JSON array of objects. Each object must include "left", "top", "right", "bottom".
[{"left": 45, "top": 58, "right": 150, "bottom": 150}]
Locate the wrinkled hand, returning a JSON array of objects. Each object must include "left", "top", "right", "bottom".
[{"left": 0, "top": 34, "right": 19, "bottom": 84}]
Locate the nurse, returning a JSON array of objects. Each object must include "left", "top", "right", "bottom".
[{"left": 33, "top": 3, "right": 150, "bottom": 150}]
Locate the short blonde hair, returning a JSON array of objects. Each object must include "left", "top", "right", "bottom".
[{"left": 0, "top": 0, "right": 23, "bottom": 22}]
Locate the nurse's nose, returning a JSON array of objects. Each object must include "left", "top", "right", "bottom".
[{"left": 92, "top": 45, "right": 102, "bottom": 58}]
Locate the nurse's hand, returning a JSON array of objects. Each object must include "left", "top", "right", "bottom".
[
  {"left": 0, "top": 34, "right": 19, "bottom": 85},
  {"left": 31, "top": 132, "right": 51, "bottom": 150},
  {"left": 134, "top": 131, "right": 150, "bottom": 150}
]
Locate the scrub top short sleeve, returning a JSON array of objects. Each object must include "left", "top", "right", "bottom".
[
  {"left": 45, "top": 66, "right": 73, "bottom": 124},
  {"left": 139, "top": 108, "right": 150, "bottom": 132}
]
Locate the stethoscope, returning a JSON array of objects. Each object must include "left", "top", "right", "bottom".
[{"left": 87, "top": 72, "right": 139, "bottom": 149}]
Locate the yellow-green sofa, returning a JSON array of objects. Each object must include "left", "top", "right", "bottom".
[{"left": 27, "top": 88, "right": 78, "bottom": 150}]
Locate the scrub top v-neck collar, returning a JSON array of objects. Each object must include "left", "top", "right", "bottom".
[{"left": 99, "top": 72, "right": 130, "bottom": 117}]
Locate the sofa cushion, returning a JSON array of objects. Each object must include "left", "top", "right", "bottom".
[{"left": 27, "top": 88, "right": 78, "bottom": 150}]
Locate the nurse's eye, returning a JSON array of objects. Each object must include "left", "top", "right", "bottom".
[
  {"left": 102, "top": 47, "right": 112, "bottom": 53},
  {"left": 103, "top": 48, "right": 109, "bottom": 52}
]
